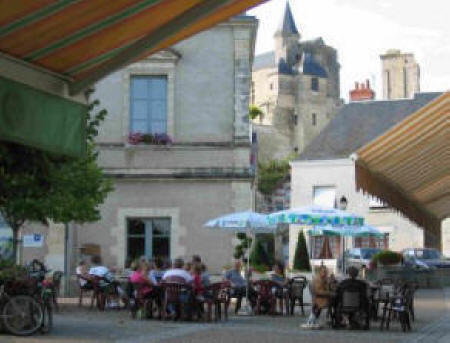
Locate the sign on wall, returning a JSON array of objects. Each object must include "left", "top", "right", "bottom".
[{"left": 23, "top": 234, "right": 44, "bottom": 248}]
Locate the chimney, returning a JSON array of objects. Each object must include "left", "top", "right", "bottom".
[{"left": 349, "top": 79, "right": 375, "bottom": 102}]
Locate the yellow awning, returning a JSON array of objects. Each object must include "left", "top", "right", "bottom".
[
  {"left": 0, "top": 0, "right": 267, "bottom": 94},
  {"left": 355, "top": 92, "right": 450, "bottom": 247}
]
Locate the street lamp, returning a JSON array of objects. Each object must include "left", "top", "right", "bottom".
[
  {"left": 338, "top": 196, "right": 348, "bottom": 274},
  {"left": 338, "top": 196, "right": 348, "bottom": 211}
]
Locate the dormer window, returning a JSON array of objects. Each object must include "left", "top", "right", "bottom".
[{"left": 311, "top": 77, "right": 319, "bottom": 92}]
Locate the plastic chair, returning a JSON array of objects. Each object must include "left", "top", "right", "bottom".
[
  {"left": 252, "top": 280, "right": 277, "bottom": 315},
  {"left": 203, "top": 281, "right": 231, "bottom": 321},
  {"left": 160, "top": 280, "right": 193, "bottom": 320},
  {"left": 289, "top": 276, "right": 307, "bottom": 315}
]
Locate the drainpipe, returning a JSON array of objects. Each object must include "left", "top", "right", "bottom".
[{"left": 64, "top": 223, "right": 70, "bottom": 296}]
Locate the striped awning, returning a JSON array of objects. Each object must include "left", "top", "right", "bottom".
[
  {"left": 0, "top": 0, "right": 267, "bottom": 95},
  {"left": 355, "top": 92, "right": 450, "bottom": 244}
]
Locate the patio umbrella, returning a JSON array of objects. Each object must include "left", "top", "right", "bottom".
[
  {"left": 267, "top": 206, "right": 364, "bottom": 226},
  {"left": 204, "top": 211, "right": 274, "bottom": 233},
  {"left": 308, "top": 225, "right": 383, "bottom": 238},
  {"left": 204, "top": 211, "right": 275, "bottom": 315}
]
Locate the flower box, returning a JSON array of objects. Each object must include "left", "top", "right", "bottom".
[{"left": 128, "top": 132, "right": 173, "bottom": 146}]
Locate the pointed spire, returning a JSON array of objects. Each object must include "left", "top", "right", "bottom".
[{"left": 276, "top": 1, "right": 299, "bottom": 36}]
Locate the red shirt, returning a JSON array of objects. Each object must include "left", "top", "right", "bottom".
[{"left": 193, "top": 274, "right": 204, "bottom": 295}]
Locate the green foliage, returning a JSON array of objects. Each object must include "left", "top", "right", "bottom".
[
  {"left": 249, "top": 236, "right": 272, "bottom": 268},
  {"left": 0, "top": 95, "right": 113, "bottom": 259},
  {"left": 372, "top": 250, "right": 402, "bottom": 266},
  {"left": 249, "top": 105, "right": 263, "bottom": 120},
  {"left": 293, "top": 231, "right": 311, "bottom": 271},
  {"left": 257, "top": 158, "right": 291, "bottom": 195},
  {"left": 0, "top": 260, "right": 27, "bottom": 282},
  {"left": 251, "top": 264, "right": 270, "bottom": 273}
]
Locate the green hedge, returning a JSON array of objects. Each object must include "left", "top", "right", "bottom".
[{"left": 372, "top": 250, "right": 402, "bottom": 266}]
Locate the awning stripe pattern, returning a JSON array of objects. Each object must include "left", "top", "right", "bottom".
[
  {"left": 0, "top": 0, "right": 267, "bottom": 93},
  {"left": 356, "top": 92, "right": 450, "bottom": 243}
]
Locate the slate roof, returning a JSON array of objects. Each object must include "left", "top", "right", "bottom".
[
  {"left": 297, "top": 92, "right": 443, "bottom": 161},
  {"left": 253, "top": 51, "right": 275, "bottom": 70},
  {"left": 276, "top": 2, "right": 299, "bottom": 35},
  {"left": 303, "top": 53, "right": 328, "bottom": 78}
]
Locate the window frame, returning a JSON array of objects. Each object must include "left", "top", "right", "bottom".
[
  {"left": 130, "top": 75, "right": 168, "bottom": 135},
  {"left": 122, "top": 59, "right": 176, "bottom": 144},
  {"left": 311, "top": 77, "right": 319, "bottom": 92},
  {"left": 126, "top": 217, "right": 171, "bottom": 261}
]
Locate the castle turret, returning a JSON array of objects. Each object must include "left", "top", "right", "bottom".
[{"left": 274, "top": 2, "right": 300, "bottom": 74}]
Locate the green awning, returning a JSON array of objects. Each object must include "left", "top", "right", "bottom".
[{"left": 0, "top": 76, "right": 86, "bottom": 157}]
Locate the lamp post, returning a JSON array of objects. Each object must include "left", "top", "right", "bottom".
[{"left": 338, "top": 196, "right": 348, "bottom": 274}]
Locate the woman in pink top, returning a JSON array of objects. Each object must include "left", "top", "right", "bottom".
[{"left": 130, "top": 261, "right": 154, "bottom": 298}]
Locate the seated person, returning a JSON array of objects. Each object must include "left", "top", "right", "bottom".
[
  {"left": 334, "top": 266, "right": 369, "bottom": 328},
  {"left": 130, "top": 261, "right": 155, "bottom": 299},
  {"left": 89, "top": 255, "right": 124, "bottom": 308},
  {"left": 303, "top": 266, "right": 332, "bottom": 328},
  {"left": 162, "top": 258, "right": 193, "bottom": 283},
  {"left": 200, "top": 263, "right": 211, "bottom": 287},
  {"left": 271, "top": 261, "right": 288, "bottom": 296},
  {"left": 149, "top": 257, "right": 165, "bottom": 285},
  {"left": 224, "top": 260, "right": 256, "bottom": 314},
  {"left": 192, "top": 263, "right": 205, "bottom": 301},
  {"left": 76, "top": 260, "right": 93, "bottom": 289},
  {"left": 162, "top": 258, "right": 193, "bottom": 318}
]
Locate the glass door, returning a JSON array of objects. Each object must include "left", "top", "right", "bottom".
[{"left": 127, "top": 218, "right": 171, "bottom": 261}]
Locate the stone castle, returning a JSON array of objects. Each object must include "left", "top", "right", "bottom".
[{"left": 251, "top": 2, "right": 342, "bottom": 162}]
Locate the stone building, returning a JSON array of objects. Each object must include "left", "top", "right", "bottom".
[
  {"left": 19, "top": 16, "right": 258, "bottom": 273},
  {"left": 289, "top": 92, "right": 442, "bottom": 271},
  {"left": 381, "top": 49, "right": 420, "bottom": 100},
  {"left": 251, "top": 2, "right": 342, "bottom": 163}
]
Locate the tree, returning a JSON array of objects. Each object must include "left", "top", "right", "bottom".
[
  {"left": 0, "top": 96, "right": 113, "bottom": 261},
  {"left": 293, "top": 231, "right": 311, "bottom": 271},
  {"left": 250, "top": 235, "right": 272, "bottom": 268}
]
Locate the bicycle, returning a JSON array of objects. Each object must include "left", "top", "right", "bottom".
[
  {"left": 26, "top": 259, "right": 54, "bottom": 333},
  {"left": 0, "top": 284, "right": 43, "bottom": 336}
]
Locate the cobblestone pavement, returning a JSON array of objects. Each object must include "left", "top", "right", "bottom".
[{"left": 2, "top": 289, "right": 449, "bottom": 343}]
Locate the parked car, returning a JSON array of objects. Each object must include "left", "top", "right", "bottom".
[
  {"left": 402, "top": 248, "right": 450, "bottom": 269},
  {"left": 341, "top": 248, "right": 382, "bottom": 272}
]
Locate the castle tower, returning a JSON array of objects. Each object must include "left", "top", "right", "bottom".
[
  {"left": 274, "top": 2, "right": 300, "bottom": 73},
  {"left": 381, "top": 49, "right": 420, "bottom": 100}
]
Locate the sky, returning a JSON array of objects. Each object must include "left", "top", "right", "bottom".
[{"left": 248, "top": 0, "right": 450, "bottom": 101}]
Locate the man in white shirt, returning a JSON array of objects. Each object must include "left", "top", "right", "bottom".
[
  {"left": 89, "top": 255, "right": 122, "bottom": 308},
  {"left": 162, "top": 258, "right": 193, "bottom": 283},
  {"left": 89, "top": 255, "right": 114, "bottom": 282}
]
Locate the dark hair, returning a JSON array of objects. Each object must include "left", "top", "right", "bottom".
[
  {"left": 347, "top": 266, "right": 359, "bottom": 279},
  {"left": 91, "top": 255, "right": 102, "bottom": 265},
  {"left": 78, "top": 260, "right": 86, "bottom": 266},
  {"left": 173, "top": 258, "right": 184, "bottom": 269},
  {"left": 192, "top": 255, "right": 202, "bottom": 263},
  {"left": 275, "top": 261, "right": 285, "bottom": 276},
  {"left": 154, "top": 257, "right": 164, "bottom": 269},
  {"left": 201, "top": 263, "right": 207, "bottom": 272}
]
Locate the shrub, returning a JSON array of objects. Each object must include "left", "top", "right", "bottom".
[
  {"left": 249, "top": 105, "right": 263, "bottom": 120},
  {"left": 372, "top": 250, "right": 402, "bottom": 266},
  {"left": 250, "top": 237, "right": 271, "bottom": 268},
  {"left": 0, "top": 260, "right": 27, "bottom": 283},
  {"left": 251, "top": 264, "right": 270, "bottom": 273},
  {"left": 257, "top": 159, "right": 290, "bottom": 195},
  {"left": 293, "top": 231, "right": 311, "bottom": 271}
]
